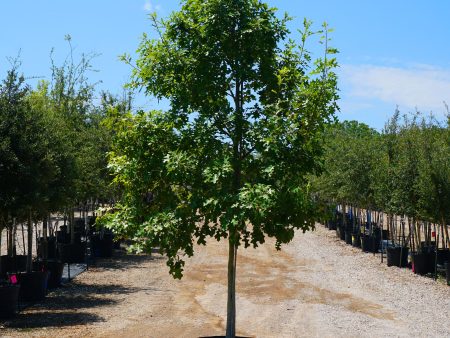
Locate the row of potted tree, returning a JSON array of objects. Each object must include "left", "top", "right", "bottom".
[
  {"left": 313, "top": 112, "right": 449, "bottom": 284},
  {"left": 0, "top": 43, "right": 126, "bottom": 318}
]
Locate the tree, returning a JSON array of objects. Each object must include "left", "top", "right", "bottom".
[
  {"left": 415, "top": 115, "right": 450, "bottom": 248},
  {"left": 0, "top": 65, "right": 64, "bottom": 271},
  {"left": 104, "top": 1, "right": 338, "bottom": 336}
]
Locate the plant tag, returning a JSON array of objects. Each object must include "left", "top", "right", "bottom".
[{"left": 9, "top": 274, "right": 18, "bottom": 284}]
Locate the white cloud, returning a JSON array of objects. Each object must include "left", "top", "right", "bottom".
[
  {"left": 143, "top": 0, "right": 161, "bottom": 12},
  {"left": 341, "top": 64, "right": 450, "bottom": 113}
]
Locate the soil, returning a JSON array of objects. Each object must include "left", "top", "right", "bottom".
[{"left": 1, "top": 225, "right": 449, "bottom": 338}]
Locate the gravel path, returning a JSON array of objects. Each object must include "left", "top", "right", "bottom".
[{"left": 1, "top": 224, "right": 449, "bottom": 337}]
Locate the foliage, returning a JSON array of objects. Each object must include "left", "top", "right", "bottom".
[
  {"left": 315, "top": 110, "right": 450, "bottom": 228},
  {"left": 311, "top": 120, "right": 379, "bottom": 208}
]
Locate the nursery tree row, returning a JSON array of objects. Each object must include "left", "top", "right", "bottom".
[
  {"left": 312, "top": 111, "right": 450, "bottom": 249},
  {"left": 0, "top": 47, "right": 128, "bottom": 266}
]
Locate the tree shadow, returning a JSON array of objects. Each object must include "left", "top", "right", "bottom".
[
  {"left": 1, "top": 250, "right": 165, "bottom": 330},
  {"left": 92, "top": 250, "right": 164, "bottom": 271},
  {"left": 3, "top": 311, "right": 104, "bottom": 329},
  {"left": 1, "top": 282, "right": 155, "bottom": 329}
]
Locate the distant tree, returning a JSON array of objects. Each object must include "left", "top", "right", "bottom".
[
  {"left": 0, "top": 65, "right": 63, "bottom": 271},
  {"left": 48, "top": 37, "right": 118, "bottom": 206},
  {"left": 311, "top": 120, "right": 379, "bottom": 220},
  {"left": 416, "top": 116, "right": 450, "bottom": 247},
  {"left": 103, "top": 0, "right": 339, "bottom": 336}
]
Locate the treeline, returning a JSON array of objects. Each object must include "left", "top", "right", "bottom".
[
  {"left": 312, "top": 110, "right": 450, "bottom": 250},
  {"left": 0, "top": 47, "right": 129, "bottom": 257}
]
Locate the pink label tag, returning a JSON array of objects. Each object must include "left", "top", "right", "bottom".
[{"left": 10, "top": 275, "right": 18, "bottom": 284}]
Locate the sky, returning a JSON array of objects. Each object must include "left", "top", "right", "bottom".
[{"left": 1, "top": 0, "right": 450, "bottom": 130}]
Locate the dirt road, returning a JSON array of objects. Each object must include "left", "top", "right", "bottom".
[{"left": 1, "top": 225, "right": 449, "bottom": 337}]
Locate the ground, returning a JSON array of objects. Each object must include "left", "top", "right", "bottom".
[{"left": 1, "top": 225, "right": 449, "bottom": 338}]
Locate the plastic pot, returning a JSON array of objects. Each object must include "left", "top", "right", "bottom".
[
  {"left": 91, "top": 233, "right": 113, "bottom": 258},
  {"left": 0, "top": 284, "right": 20, "bottom": 318},
  {"left": 34, "top": 260, "right": 65, "bottom": 289},
  {"left": 344, "top": 230, "right": 353, "bottom": 245},
  {"left": 326, "top": 220, "right": 337, "bottom": 230},
  {"left": 337, "top": 226, "right": 346, "bottom": 241},
  {"left": 445, "top": 262, "right": 450, "bottom": 286},
  {"left": 361, "top": 235, "right": 380, "bottom": 253},
  {"left": 58, "top": 242, "right": 86, "bottom": 264},
  {"left": 352, "top": 233, "right": 361, "bottom": 248},
  {"left": 436, "top": 249, "right": 449, "bottom": 267},
  {"left": 386, "top": 246, "right": 409, "bottom": 267},
  {"left": 16, "top": 271, "right": 49, "bottom": 302},
  {"left": 412, "top": 252, "right": 434, "bottom": 275},
  {"left": 37, "top": 237, "right": 58, "bottom": 260},
  {"left": 1, "top": 255, "right": 27, "bottom": 277}
]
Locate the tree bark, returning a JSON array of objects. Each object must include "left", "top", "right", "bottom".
[
  {"left": 226, "top": 235, "right": 237, "bottom": 338},
  {"left": 26, "top": 210, "right": 33, "bottom": 273}
]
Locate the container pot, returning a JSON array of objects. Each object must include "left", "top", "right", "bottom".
[
  {"left": 336, "top": 226, "right": 346, "bottom": 241},
  {"left": 0, "top": 284, "right": 20, "bottom": 318},
  {"left": 1, "top": 255, "right": 27, "bottom": 277},
  {"left": 352, "top": 233, "right": 361, "bottom": 248},
  {"left": 445, "top": 262, "right": 450, "bottom": 286},
  {"left": 37, "top": 237, "right": 58, "bottom": 260},
  {"left": 386, "top": 246, "right": 409, "bottom": 267},
  {"left": 92, "top": 233, "right": 113, "bottom": 258},
  {"left": 344, "top": 230, "right": 353, "bottom": 245},
  {"left": 56, "top": 230, "right": 69, "bottom": 244},
  {"left": 412, "top": 252, "right": 435, "bottom": 275},
  {"left": 436, "top": 249, "right": 449, "bottom": 267},
  {"left": 361, "top": 235, "right": 379, "bottom": 253},
  {"left": 34, "top": 260, "right": 65, "bottom": 289},
  {"left": 16, "top": 271, "right": 49, "bottom": 302},
  {"left": 58, "top": 242, "right": 86, "bottom": 264},
  {"left": 326, "top": 220, "right": 337, "bottom": 230}
]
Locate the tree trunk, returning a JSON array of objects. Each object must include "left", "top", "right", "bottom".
[
  {"left": 26, "top": 211, "right": 33, "bottom": 273},
  {"left": 70, "top": 209, "right": 75, "bottom": 244},
  {"left": 442, "top": 216, "right": 449, "bottom": 250},
  {"left": 226, "top": 236, "right": 237, "bottom": 338},
  {"left": 226, "top": 72, "right": 243, "bottom": 337}
]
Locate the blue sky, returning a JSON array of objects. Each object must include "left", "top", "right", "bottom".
[{"left": 1, "top": 0, "right": 449, "bottom": 130}]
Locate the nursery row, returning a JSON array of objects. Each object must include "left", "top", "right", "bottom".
[
  {"left": 312, "top": 112, "right": 449, "bottom": 260},
  {"left": 0, "top": 46, "right": 129, "bottom": 319},
  {"left": 322, "top": 207, "right": 450, "bottom": 285},
  {"left": 0, "top": 204, "right": 116, "bottom": 319}
]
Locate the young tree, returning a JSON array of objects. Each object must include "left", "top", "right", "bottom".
[{"left": 105, "top": 1, "right": 338, "bottom": 336}]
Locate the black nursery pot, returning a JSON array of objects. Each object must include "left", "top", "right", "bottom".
[
  {"left": 34, "top": 260, "right": 65, "bottom": 289},
  {"left": 327, "top": 220, "right": 337, "bottom": 231},
  {"left": 1, "top": 255, "right": 27, "bottom": 277},
  {"left": 336, "top": 226, "right": 346, "bottom": 241},
  {"left": 37, "top": 237, "right": 58, "bottom": 260},
  {"left": 344, "top": 230, "right": 353, "bottom": 245},
  {"left": 16, "top": 271, "right": 49, "bottom": 302},
  {"left": 92, "top": 233, "right": 114, "bottom": 258},
  {"left": 352, "top": 233, "right": 361, "bottom": 248},
  {"left": 58, "top": 242, "right": 86, "bottom": 264},
  {"left": 436, "top": 249, "right": 450, "bottom": 266},
  {"left": 386, "top": 246, "right": 409, "bottom": 268},
  {"left": 412, "top": 252, "right": 435, "bottom": 275},
  {"left": 0, "top": 284, "right": 20, "bottom": 318},
  {"left": 445, "top": 262, "right": 450, "bottom": 286},
  {"left": 361, "top": 235, "right": 380, "bottom": 253}
]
